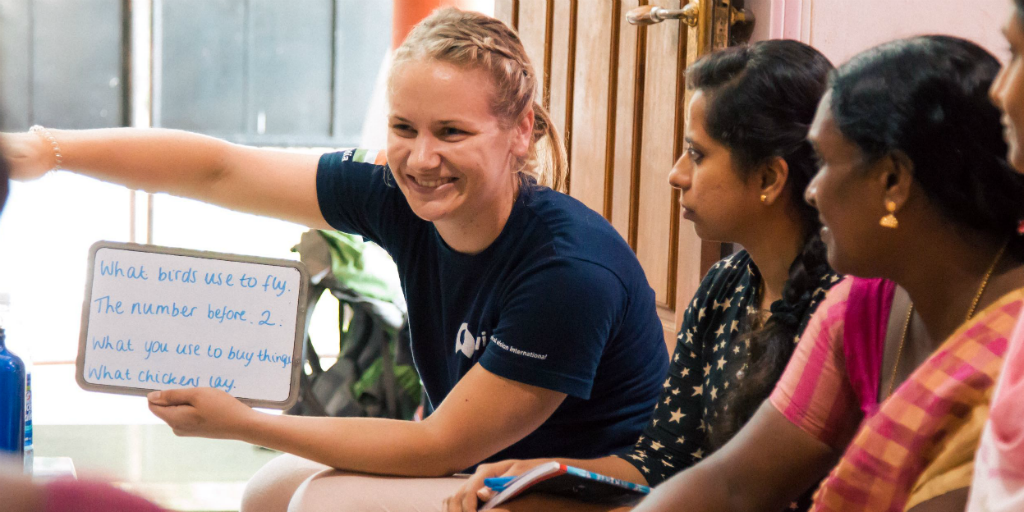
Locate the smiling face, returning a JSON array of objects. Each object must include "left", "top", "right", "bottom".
[
  {"left": 386, "top": 59, "right": 530, "bottom": 227},
  {"left": 991, "top": 7, "right": 1024, "bottom": 173},
  {"left": 668, "top": 90, "right": 762, "bottom": 243},
  {"left": 805, "top": 92, "right": 892, "bottom": 275}
]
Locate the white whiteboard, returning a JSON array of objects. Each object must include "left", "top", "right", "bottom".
[{"left": 76, "top": 241, "right": 309, "bottom": 409}]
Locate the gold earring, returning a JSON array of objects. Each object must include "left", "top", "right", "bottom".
[
  {"left": 880, "top": 200, "right": 899, "bottom": 229},
  {"left": 760, "top": 194, "right": 768, "bottom": 203}
]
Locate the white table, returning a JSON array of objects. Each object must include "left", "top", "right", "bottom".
[{"left": 33, "top": 456, "right": 77, "bottom": 480}]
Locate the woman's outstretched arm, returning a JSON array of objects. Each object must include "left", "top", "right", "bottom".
[{"left": 4, "top": 128, "right": 329, "bottom": 228}]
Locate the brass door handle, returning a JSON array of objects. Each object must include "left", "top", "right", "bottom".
[
  {"left": 626, "top": 2, "right": 754, "bottom": 28},
  {"left": 731, "top": 7, "right": 753, "bottom": 25},
  {"left": 626, "top": 3, "right": 699, "bottom": 27}
]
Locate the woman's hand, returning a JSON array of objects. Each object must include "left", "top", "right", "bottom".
[
  {"left": 2, "top": 130, "right": 58, "bottom": 181},
  {"left": 147, "top": 387, "right": 259, "bottom": 440},
  {"left": 443, "top": 458, "right": 554, "bottom": 512}
]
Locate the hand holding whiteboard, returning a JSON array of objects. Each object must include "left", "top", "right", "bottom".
[{"left": 77, "top": 241, "right": 309, "bottom": 409}]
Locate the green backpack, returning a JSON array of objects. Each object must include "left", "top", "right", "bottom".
[{"left": 287, "top": 230, "right": 421, "bottom": 420}]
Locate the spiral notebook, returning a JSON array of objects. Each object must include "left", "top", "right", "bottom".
[{"left": 481, "top": 461, "right": 650, "bottom": 510}]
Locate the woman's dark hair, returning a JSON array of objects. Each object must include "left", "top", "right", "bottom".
[
  {"left": 1017, "top": 0, "right": 1024, "bottom": 21},
  {"left": 829, "top": 35, "right": 1024, "bottom": 258},
  {"left": 687, "top": 40, "right": 835, "bottom": 450}
]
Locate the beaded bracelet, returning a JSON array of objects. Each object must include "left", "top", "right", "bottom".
[{"left": 29, "top": 125, "right": 64, "bottom": 172}]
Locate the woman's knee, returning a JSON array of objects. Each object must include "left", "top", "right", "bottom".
[
  {"left": 240, "top": 454, "right": 331, "bottom": 512},
  {"left": 290, "top": 472, "right": 465, "bottom": 512},
  {"left": 289, "top": 472, "right": 383, "bottom": 512}
]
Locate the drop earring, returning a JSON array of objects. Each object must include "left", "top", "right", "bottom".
[{"left": 880, "top": 200, "right": 899, "bottom": 229}]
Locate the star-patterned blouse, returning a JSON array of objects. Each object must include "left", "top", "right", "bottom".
[{"left": 617, "top": 250, "right": 841, "bottom": 488}]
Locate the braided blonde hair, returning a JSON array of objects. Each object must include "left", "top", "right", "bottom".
[{"left": 389, "top": 7, "right": 568, "bottom": 192}]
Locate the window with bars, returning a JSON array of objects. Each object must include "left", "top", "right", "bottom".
[
  {"left": 0, "top": 0, "right": 392, "bottom": 364},
  {"left": 1, "top": 0, "right": 390, "bottom": 145}
]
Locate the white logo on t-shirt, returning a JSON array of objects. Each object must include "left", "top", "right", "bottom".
[{"left": 455, "top": 323, "right": 488, "bottom": 358}]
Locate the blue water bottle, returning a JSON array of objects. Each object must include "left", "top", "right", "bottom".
[
  {"left": 0, "top": 296, "right": 26, "bottom": 457},
  {"left": 23, "top": 371, "right": 33, "bottom": 474}
]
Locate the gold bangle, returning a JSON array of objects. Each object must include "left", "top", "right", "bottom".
[{"left": 29, "top": 125, "right": 63, "bottom": 171}]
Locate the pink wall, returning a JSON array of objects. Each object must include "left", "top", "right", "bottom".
[{"left": 748, "top": 0, "right": 1013, "bottom": 64}]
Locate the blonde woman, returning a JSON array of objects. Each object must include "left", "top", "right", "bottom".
[{"left": 3, "top": 8, "right": 667, "bottom": 511}]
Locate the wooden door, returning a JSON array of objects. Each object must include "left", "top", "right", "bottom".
[{"left": 494, "top": 0, "right": 749, "bottom": 355}]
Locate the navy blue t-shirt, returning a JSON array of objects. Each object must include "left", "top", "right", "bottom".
[{"left": 316, "top": 149, "right": 668, "bottom": 464}]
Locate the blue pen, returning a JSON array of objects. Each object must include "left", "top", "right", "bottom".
[{"left": 484, "top": 476, "right": 517, "bottom": 492}]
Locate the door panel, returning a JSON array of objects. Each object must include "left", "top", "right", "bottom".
[
  {"left": 635, "top": 0, "right": 681, "bottom": 311},
  {"left": 568, "top": 0, "right": 614, "bottom": 214},
  {"left": 610, "top": 0, "right": 641, "bottom": 238},
  {"left": 493, "top": 0, "right": 517, "bottom": 28},
  {"left": 517, "top": 0, "right": 548, "bottom": 99},
  {"left": 548, "top": 0, "right": 574, "bottom": 145}
]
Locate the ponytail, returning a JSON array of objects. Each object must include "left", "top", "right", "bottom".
[{"left": 526, "top": 101, "right": 568, "bottom": 192}]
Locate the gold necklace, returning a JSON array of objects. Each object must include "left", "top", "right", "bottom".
[
  {"left": 883, "top": 242, "right": 1008, "bottom": 398},
  {"left": 885, "top": 305, "right": 914, "bottom": 398}
]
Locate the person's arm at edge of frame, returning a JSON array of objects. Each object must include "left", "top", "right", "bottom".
[
  {"left": 632, "top": 403, "right": 839, "bottom": 512},
  {"left": 3, "top": 127, "right": 330, "bottom": 229},
  {"left": 148, "top": 363, "right": 567, "bottom": 477}
]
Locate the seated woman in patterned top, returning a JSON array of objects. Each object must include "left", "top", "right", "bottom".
[
  {"left": 444, "top": 39, "right": 840, "bottom": 512},
  {"left": 632, "top": 36, "right": 1024, "bottom": 512}
]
